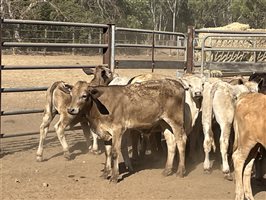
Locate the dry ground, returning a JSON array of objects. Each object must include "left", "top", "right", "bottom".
[{"left": 0, "top": 55, "right": 265, "bottom": 200}]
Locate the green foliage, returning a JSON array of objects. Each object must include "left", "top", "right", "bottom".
[{"left": 1, "top": 0, "right": 265, "bottom": 31}]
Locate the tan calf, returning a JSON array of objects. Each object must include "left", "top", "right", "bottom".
[
  {"left": 68, "top": 79, "right": 186, "bottom": 183},
  {"left": 36, "top": 65, "right": 113, "bottom": 161},
  {"left": 233, "top": 93, "right": 266, "bottom": 200}
]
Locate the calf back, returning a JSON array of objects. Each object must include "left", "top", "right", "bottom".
[{"left": 234, "top": 93, "right": 266, "bottom": 147}]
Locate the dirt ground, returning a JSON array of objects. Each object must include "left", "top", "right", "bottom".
[{"left": 1, "top": 55, "right": 265, "bottom": 200}]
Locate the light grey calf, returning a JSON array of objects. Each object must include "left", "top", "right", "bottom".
[{"left": 202, "top": 80, "right": 259, "bottom": 180}]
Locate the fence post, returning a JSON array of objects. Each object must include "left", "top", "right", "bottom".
[
  {"left": 186, "top": 26, "right": 195, "bottom": 73},
  {"left": 110, "top": 24, "right": 115, "bottom": 72},
  {"left": 151, "top": 31, "right": 155, "bottom": 72},
  {"left": 44, "top": 28, "right": 47, "bottom": 55},
  {"left": 103, "top": 24, "right": 115, "bottom": 72},
  {"left": 0, "top": 18, "right": 2, "bottom": 136}
]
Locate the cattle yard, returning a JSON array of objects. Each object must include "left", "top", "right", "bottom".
[{"left": 0, "top": 19, "right": 266, "bottom": 200}]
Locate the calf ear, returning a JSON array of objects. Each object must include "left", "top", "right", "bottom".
[
  {"left": 258, "top": 78, "right": 264, "bottom": 89},
  {"left": 237, "top": 78, "right": 244, "bottom": 85},
  {"left": 92, "top": 98, "right": 109, "bottom": 115},
  {"left": 82, "top": 68, "right": 95, "bottom": 75},
  {"left": 101, "top": 69, "right": 108, "bottom": 79},
  {"left": 59, "top": 82, "right": 73, "bottom": 94},
  {"left": 89, "top": 88, "right": 103, "bottom": 99},
  {"left": 89, "top": 88, "right": 109, "bottom": 115}
]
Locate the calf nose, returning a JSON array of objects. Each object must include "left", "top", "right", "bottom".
[
  {"left": 195, "top": 91, "right": 202, "bottom": 97},
  {"left": 68, "top": 108, "right": 75, "bottom": 115}
]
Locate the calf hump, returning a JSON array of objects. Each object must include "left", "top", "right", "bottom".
[{"left": 45, "top": 81, "right": 64, "bottom": 114}]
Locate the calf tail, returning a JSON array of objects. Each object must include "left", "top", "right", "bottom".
[
  {"left": 45, "top": 81, "right": 63, "bottom": 114},
  {"left": 233, "top": 116, "right": 239, "bottom": 152},
  {"left": 202, "top": 82, "right": 218, "bottom": 152}
]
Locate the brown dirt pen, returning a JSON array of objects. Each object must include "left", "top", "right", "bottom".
[{"left": 0, "top": 55, "right": 265, "bottom": 199}]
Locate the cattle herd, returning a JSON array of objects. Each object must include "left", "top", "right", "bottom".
[{"left": 36, "top": 66, "right": 266, "bottom": 200}]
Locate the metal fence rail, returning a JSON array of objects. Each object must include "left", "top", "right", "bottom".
[
  {"left": 0, "top": 19, "right": 114, "bottom": 137},
  {"left": 115, "top": 26, "right": 187, "bottom": 72},
  {"left": 200, "top": 34, "right": 266, "bottom": 74},
  {"left": 1, "top": 18, "right": 188, "bottom": 138},
  {"left": 1, "top": 19, "right": 266, "bottom": 138}
]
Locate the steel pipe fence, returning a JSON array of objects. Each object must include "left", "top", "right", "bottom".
[
  {"left": 0, "top": 19, "right": 187, "bottom": 138},
  {"left": 115, "top": 26, "right": 187, "bottom": 72},
  {"left": 0, "top": 19, "right": 113, "bottom": 138},
  {"left": 1, "top": 18, "right": 265, "bottom": 138},
  {"left": 200, "top": 34, "right": 266, "bottom": 74}
]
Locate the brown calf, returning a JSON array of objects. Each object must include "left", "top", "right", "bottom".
[
  {"left": 232, "top": 93, "right": 266, "bottom": 200},
  {"left": 67, "top": 79, "right": 186, "bottom": 182}
]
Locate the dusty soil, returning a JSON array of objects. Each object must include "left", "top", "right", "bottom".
[{"left": 1, "top": 55, "right": 265, "bottom": 200}]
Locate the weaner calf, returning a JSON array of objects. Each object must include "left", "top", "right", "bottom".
[
  {"left": 130, "top": 73, "right": 204, "bottom": 162},
  {"left": 233, "top": 93, "right": 266, "bottom": 200},
  {"left": 202, "top": 80, "right": 260, "bottom": 180},
  {"left": 36, "top": 65, "right": 113, "bottom": 161},
  {"left": 67, "top": 79, "right": 186, "bottom": 182}
]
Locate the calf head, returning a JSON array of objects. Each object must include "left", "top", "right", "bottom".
[
  {"left": 182, "top": 75, "right": 204, "bottom": 99},
  {"left": 67, "top": 81, "right": 109, "bottom": 115},
  {"left": 83, "top": 65, "right": 113, "bottom": 86},
  {"left": 248, "top": 73, "right": 266, "bottom": 94},
  {"left": 244, "top": 80, "right": 261, "bottom": 93}
]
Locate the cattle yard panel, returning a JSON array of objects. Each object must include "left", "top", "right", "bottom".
[
  {"left": 115, "top": 27, "right": 187, "bottom": 72},
  {"left": 1, "top": 18, "right": 266, "bottom": 138},
  {"left": 194, "top": 29, "right": 266, "bottom": 76},
  {"left": 0, "top": 19, "right": 187, "bottom": 138},
  {"left": 0, "top": 19, "right": 112, "bottom": 138}
]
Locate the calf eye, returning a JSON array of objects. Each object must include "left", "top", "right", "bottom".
[{"left": 81, "top": 94, "right": 87, "bottom": 99}]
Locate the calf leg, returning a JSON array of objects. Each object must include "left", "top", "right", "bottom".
[
  {"left": 203, "top": 123, "right": 215, "bottom": 173},
  {"left": 164, "top": 119, "right": 187, "bottom": 177},
  {"left": 80, "top": 121, "right": 92, "bottom": 149},
  {"left": 219, "top": 123, "right": 233, "bottom": 180},
  {"left": 36, "top": 111, "right": 55, "bottom": 162},
  {"left": 243, "top": 158, "right": 255, "bottom": 200},
  {"left": 131, "top": 130, "right": 141, "bottom": 160},
  {"left": 90, "top": 130, "right": 100, "bottom": 154},
  {"left": 54, "top": 114, "right": 71, "bottom": 160},
  {"left": 101, "top": 140, "right": 112, "bottom": 179},
  {"left": 110, "top": 130, "right": 123, "bottom": 183},
  {"left": 162, "top": 129, "right": 176, "bottom": 176},
  {"left": 233, "top": 148, "right": 250, "bottom": 200},
  {"left": 175, "top": 127, "right": 187, "bottom": 177},
  {"left": 121, "top": 131, "right": 133, "bottom": 172}
]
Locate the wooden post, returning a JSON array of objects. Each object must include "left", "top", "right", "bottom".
[{"left": 186, "top": 26, "right": 195, "bottom": 73}]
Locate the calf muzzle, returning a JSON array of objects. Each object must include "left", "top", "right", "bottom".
[{"left": 67, "top": 108, "right": 80, "bottom": 115}]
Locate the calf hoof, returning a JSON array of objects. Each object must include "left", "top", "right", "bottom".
[
  {"left": 90, "top": 149, "right": 101, "bottom": 155},
  {"left": 162, "top": 168, "right": 173, "bottom": 177},
  {"left": 64, "top": 151, "right": 71, "bottom": 160},
  {"left": 100, "top": 170, "right": 110, "bottom": 179},
  {"left": 224, "top": 172, "right": 233, "bottom": 181},
  {"left": 176, "top": 168, "right": 186, "bottom": 178},
  {"left": 109, "top": 175, "right": 119, "bottom": 183},
  {"left": 126, "top": 165, "right": 134, "bottom": 173},
  {"left": 36, "top": 155, "right": 43, "bottom": 162},
  {"left": 203, "top": 169, "right": 212, "bottom": 174}
]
